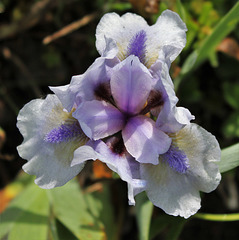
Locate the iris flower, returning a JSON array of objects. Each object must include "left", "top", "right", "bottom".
[{"left": 17, "top": 10, "right": 221, "bottom": 219}]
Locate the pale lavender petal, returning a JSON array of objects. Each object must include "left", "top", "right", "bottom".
[
  {"left": 73, "top": 100, "right": 124, "bottom": 140},
  {"left": 17, "top": 95, "right": 89, "bottom": 189},
  {"left": 51, "top": 56, "right": 119, "bottom": 111},
  {"left": 139, "top": 123, "right": 221, "bottom": 218},
  {"left": 128, "top": 182, "right": 146, "bottom": 205},
  {"left": 174, "top": 123, "right": 221, "bottom": 193},
  {"left": 147, "top": 10, "right": 187, "bottom": 63},
  {"left": 140, "top": 161, "right": 201, "bottom": 219},
  {"left": 150, "top": 59, "right": 194, "bottom": 132},
  {"left": 96, "top": 12, "right": 148, "bottom": 58},
  {"left": 122, "top": 116, "right": 171, "bottom": 165},
  {"left": 111, "top": 55, "right": 152, "bottom": 114},
  {"left": 86, "top": 139, "right": 146, "bottom": 190},
  {"left": 49, "top": 84, "right": 74, "bottom": 112}
]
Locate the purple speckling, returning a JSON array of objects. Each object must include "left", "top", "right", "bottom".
[
  {"left": 44, "top": 122, "right": 82, "bottom": 143},
  {"left": 127, "top": 30, "right": 147, "bottom": 63},
  {"left": 163, "top": 145, "right": 189, "bottom": 174}
]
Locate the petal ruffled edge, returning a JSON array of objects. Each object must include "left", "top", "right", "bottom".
[
  {"left": 17, "top": 94, "right": 92, "bottom": 189},
  {"left": 139, "top": 123, "right": 221, "bottom": 218},
  {"left": 96, "top": 12, "right": 148, "bottom": 57}
]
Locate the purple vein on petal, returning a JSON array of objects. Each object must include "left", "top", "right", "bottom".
[
  {"left": 163, "top": 145, "right": 189, "bottom": 174},
  {"left": 44, "top": 121, "right": 82, "bottom": 143},
  {"left": 127, "top": 30, "right": 147, "bottom": 63}
]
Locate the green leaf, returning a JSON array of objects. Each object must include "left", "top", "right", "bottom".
[
  {"left": 85, "top": 183, "right": 116, "bottom": 240},
  {"left": 165, "top": 218, "right": 186, "bottom": 240},
  {"left": 149, "top": 215, "right": 169, "bottom": 240},
  {"left": 222, "top": 112, "right": 239, "bottom": 138},
  {"left": 108, "top": 3, "right": 132, "bottom": 11},
  {"left": 149, "top": 215, "right": 186, "bottom": 240},
  {"left": 0, "top": 183, "right": 49, "bottom": 240},
  {"left": 135, "top": 192, "right": 153, "bottom": 240},
  {"left": 175, "top": 2, "right": 239, "bottom": 89},
  {"left": 176, "top": 0, "right": 186, "bottom": 22},
  {"left": 193, "top": 1, "right": 239, "bottom": 68},
  {"left": 218, "top": 143, "right": 239, "bottom": 173},
  {"left": 194, "top": 213, "right": 239, "bottom": 221},
  {"left": 48, "top": 179, "right": 106, "bottom": 240},
  {"left": 223, "top": 83, "right": 239, "bottom": 110}
]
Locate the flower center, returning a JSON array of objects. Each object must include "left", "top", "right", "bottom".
[
  {"left": 127, "top": 30, "right": 147, "bottom": 64},
  {"left": 163, "top": 145, "right": 189, "bottom": 174},
  {"left": 108, "top": 135, "right": 126, "bottom": 156},
  {"left": 44, "top": 121, "right": 82, "bottom": 143},
  {"left": 140, "top": 90, "right": 164, "bottom": 115}
]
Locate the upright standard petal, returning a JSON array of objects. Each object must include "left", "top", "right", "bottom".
[
  {"left": 147, "top": 10, "right": 187, "bottom": 63},
  {"left": 50, "top": 56, "right": 119, "bottom": 111},
  {"left": 150, "top": 60, "right": 194, "bottom": 132},
  {"left": 96, "top": 12, "right": 148, "bottom": 59},
  {"left": 111, "top": 56, "right": 152, "bottom": 115},
  {"left": 122, "top": 116, "right": 171, "bottom": 165},
  {"left": 96, "top": 10, "right": 187, "bottom": 67},
  {"left": 73, "top": 100, "right": 125, "bottom": 140},
  {"left": 17, "top": 94, "right": 94, "bottom": 189},
  {"left": 140, "top": 123, "right": 221, "bottom": 218}
]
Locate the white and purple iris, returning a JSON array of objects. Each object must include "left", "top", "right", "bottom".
[{"left": 17, "top": 10, "right": 221, "bottom": 218}]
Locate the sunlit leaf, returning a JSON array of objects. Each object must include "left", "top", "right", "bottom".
[
  {"left": 8, "top": 189, "right": 49, "bottom": 240},
  {"left": 109, "top": 3, "right": 132, "bottom": 11},
  {"left": 85, "top": 183, "right": 116, "bottom": 240},
  {"left": 135, "top": 192, "right": 153, "bottom": 240},
  {"left": 176, "top": 1, "right": 239, "bottom": 89},
  {"left": 191, "top": 1, "right": 239, "bottom": 68},
  {"left": 48, "top": 179, "right": 106, "bottom": 240},
  {"left": 0, "top": 183, "right": 49, "bottom": 240},
  {"left": 194, "top": 213, "right": 239, "bottom": 221},
  {"left": 218, "top": 143, "right": 239, "bottom": 173}
]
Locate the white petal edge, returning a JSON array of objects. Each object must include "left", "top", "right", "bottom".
[{"left": 17, "top": 95, "right": 90, "bottom": 189}]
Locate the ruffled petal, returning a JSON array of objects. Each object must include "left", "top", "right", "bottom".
[
  {"left": 96, "top": 12, "right": 148, "bottom": 58},
  {"left": 147, "top": 10, "right": 187, "bottom": 63},
  {"left": 73, "top": 100, "right": 125, "bottom": 140},
  {"left": 150, "top": 59, "right": 194, "bottom": 132},
  {"left": 73, "top": 138, "right": 146, "bottom": 200},
  {"left": 96, "top": 11, "right": 186, "bottom": 67},
  {"left": 111, "top": 56, "right": 152, "bottom": 114},
  {"left": 173, "top": 123, "right": 221, "bottom": 192},
  {"left": 139, "top": 123, "right": 221, "bottom": 218},
  {"left": 140, "top": 161, "right": 201, "bottom": 218},
  {"left": 122, "top": 116, "right": 171, "bottom": 164},
  {"left": 50, "top": 56, "right": 119, "bottom": 111},
  {"left": 17, "top": 95, "right": 92, "bottom": 189}
]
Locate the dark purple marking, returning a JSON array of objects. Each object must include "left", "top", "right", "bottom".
[
  {"left": 44, "top": 122, "right": 82, "bottom": 143},
  {"left": 163, "top": 145, "right": 189, "bottom": 174},
  {"left": 140, "top": 90, "right": 164, "bottom": 115},
  {"left": 109, "top": 136, "right": 126, "bottom": 156},
  {"left": 94, "top": 82, "right": 113, "bottom": 102},
  {"left": 127, "top": 30, "right": 147, "bottom": 63}
]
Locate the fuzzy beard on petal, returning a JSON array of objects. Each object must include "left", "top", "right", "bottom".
[
  {"left": 139, "top": 123, "right": 221, "bottom": 218},
  {"left": 17, "top": 94, "right": 97, "bottom": 189}
]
